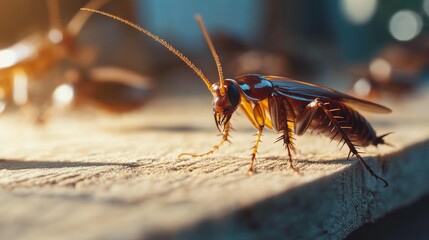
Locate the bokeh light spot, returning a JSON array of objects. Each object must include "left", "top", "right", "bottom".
[
  {"left": 389, "top": 10, "right": 422, "bottom": 41},
  {"left": 341, "top": 0, "right": 378, "bottom": 25},
  {"left": 53, "top": 84, "right": 74, "bottom": 107},
  {"left": 369, "top": 58, "right": 392, "bottom": 82},
  {"left": 354, "top": 78, "right": 372, "bottom": 97}
]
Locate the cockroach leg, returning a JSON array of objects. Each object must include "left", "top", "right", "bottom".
[
  {"left": 270, "top": 96, "right": 300, "bottom": 174},
  {"left": 275, "top": 120, "right": 301, "bottom": 175},
  {"left": 286, "top": 142, "right": 301, "bottom": 175},
  {"left": 295, "top": 100, "right": 318, "bottom": 136},
  {"left": 248, "top": 125, "right": 264, "bottom": 175},
  {"left": 178, "top": 123, "right": 231, "bottom": 159},
  {"left": 283, "top": 118, "right": 300, "bottom": 175},
  {"left": 303, "top": 98, "right": 389, "bottom": 187}
]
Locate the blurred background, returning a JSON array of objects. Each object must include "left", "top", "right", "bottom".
[{"left": 1, "top": 0, "right": 429, "bottom": 117}]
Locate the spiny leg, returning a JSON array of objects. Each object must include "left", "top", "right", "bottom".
[
  {"left": 318, "top": 100, "right": 388, "bottom": 187},
  {"left": 283, "top": 109, "right": 300, "bottom": 174},
  {"left": 248, "top": 125, "right": 264, "bottom": 175},
  {"left": 298, "top": 98, "right": 388, "bottom": 187},
  {"left": 284, "top": 134, "right": 301, "bottom": 174},
  {"left": 276, "top": 127, "right": 300, "bottom": 174},
  {"left": 178, "top": 123, "right": 231, "bottom": 159},
  {"left": 269, "top": 96, "right": 300, "bottom": 174}
]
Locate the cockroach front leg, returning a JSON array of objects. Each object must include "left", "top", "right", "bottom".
[
  {"left": 248, "top": 125, "right": 264, "bottom": 175},
  {"left": 178, "top": 123, "right": 231, "bottom": 159},
  {"left": 248, "top": 102, "right": 267, "bottom": 175}
]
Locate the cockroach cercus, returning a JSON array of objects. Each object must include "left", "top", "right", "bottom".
[{"left": 81, "top": 8, "right": 392, "bottom": 187}]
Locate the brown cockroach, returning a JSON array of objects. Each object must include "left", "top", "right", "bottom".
[
  {"left": 82, "top": 8, "right": 392, "bottom": 187},
  {"left": 349, "top": 43, "right": 425, "bottom": 101},
  {"left": 0, "top": 0, "right": 153, "bottom": 121},
  {"left": 55, "top": 66, "right": 153, "bottom": 114},
  {"left": 0, "top": 0, "right": 110, "bottom": 109}
]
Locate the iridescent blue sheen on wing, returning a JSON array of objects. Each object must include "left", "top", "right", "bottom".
[{"left": 265, "top": 75, "right": 391, "bottom": 113}]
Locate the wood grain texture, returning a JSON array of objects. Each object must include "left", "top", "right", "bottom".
[{"left": 0, "top": 92, "right": 428, "bottom": 240}]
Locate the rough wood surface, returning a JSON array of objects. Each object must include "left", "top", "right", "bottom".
[{"left": 0, "top": 91, "right": 428, "bottom": 240}]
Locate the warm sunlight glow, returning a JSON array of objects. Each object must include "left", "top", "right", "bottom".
[
  {"left": 354, "top": 78, "right": 371, "bottom": 96},
  {"left": 0, "top": 43, "right": 34, "bottom": 69},
  {"left": 12, "top": 69, "right": 28, "bottom": 106},
  {"left": 0, "top": 101, "right": 5, "bottom": 113},
  {"left": 53, "top": 84, "right": 74, "bottom": 107},
  {"left": 0, "top": 49, "right": 17, "bottom": 68},
  {"left": 369, "top": 58, "right": 391, "bottom": 82},
  {"left": 0, "top": 88, "right": 6, "bottom": 113},
  {"left": 48, "top": 29, "right": 64, "bottom": 44}
]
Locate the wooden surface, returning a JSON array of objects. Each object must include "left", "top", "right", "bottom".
[{"left": 0, "top": 91, "right": 429, "bottom": 240}]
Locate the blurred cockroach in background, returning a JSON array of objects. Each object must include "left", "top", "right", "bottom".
[
  {"left": 54, "top": 67, "right": 153, "bottom": 114},
  {"left": 83, "top": 9, "right": 392, "bottom": 187},
  {"left": 349, "top": 35, "right": 429, "bottom": 100},
  {"left": 0, "top": 0, "right": 153, "bottom": 122}
]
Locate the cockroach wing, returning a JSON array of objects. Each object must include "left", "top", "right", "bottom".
[{"left": 265, "top": 75, "right": 391, "bottom": 114}]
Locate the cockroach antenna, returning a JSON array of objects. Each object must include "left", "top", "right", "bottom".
[
  {"left": 80, "top": 8, "right": 215, "bottom": 93},
  {"left": 195, "top": 15, "right": 225, "bottom": 96}
]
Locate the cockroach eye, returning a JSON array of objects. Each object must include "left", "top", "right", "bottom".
[{"left": 226, "top": 83, "right": 240, "bottom": 108}]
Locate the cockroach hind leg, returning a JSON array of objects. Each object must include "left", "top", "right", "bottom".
[
  {"left": 315, "top": 99, "right": 389, "bottom": 187},
  {"left": 378, "top": 175, "right": 389, "bottom": 188},
  {"left": 354, "top": 153, "right": 389, "bottom": 187}
]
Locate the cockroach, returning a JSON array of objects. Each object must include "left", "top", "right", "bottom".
[
  {"left": 54, "top": 66, "right": 153, "bottom": 113},
  {"left": 82, "top": 8, "right": 392, "bottom": 187},
  {"left": 349, "top": 43, "right": 425, "bottom": 100},
  {"left": 0, "top": 0, "right": 153, "bottom": 121},
  {"left": 0, "top": 0, "right": 110, "bottom": 108}
]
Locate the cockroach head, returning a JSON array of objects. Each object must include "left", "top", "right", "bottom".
[{"left": 212, "top": 80, "right": 240, "bottom": 132}]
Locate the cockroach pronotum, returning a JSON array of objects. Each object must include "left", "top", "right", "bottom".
[{"left": 82, "top": 8, "right": 392, "bottom": 187}]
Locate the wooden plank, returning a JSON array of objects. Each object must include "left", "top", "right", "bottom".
[{"left": 0, "top": 92, "right": 428, "bottom": 240}]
